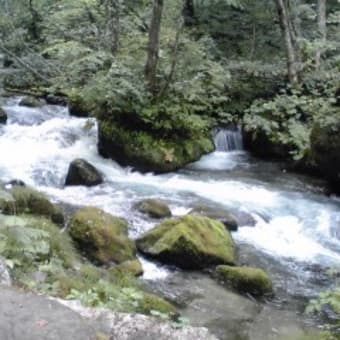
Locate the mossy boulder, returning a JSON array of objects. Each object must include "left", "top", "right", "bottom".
[
  {"left": 137, "top": 292, "right": 177, "bottom": 316},
  {"left": 0, "top": 107, "right": 8, "bottom": 124},
  {"left": 0, "top": 189, "right": 15, "bottom": 214},
  {"left": 216, "top": 265, "right": 273, "bottom": 297},
  {"left": 68, "top": 91, "right": 92, "bottom": 117},
  {"left": 1, "top": 186, "right": 64, "bottom": 225},
  {"left": 113, "top": 259, "right": 144, "bottom": 277},
  {"left": 65, "top": 158, "right": 103, "bottom": 187},
  {"left": 97, "top": 122, "right": 214, "bottom": 173},
  {"left": 311, "top": 121, "right": 340, "bottom": 192},
  {"left": 69, "top": 207, "right": 136, "bottom": 265},
  {"left": 136, "top": 215, "right": 235, "bottom": 269},
  {"left": 19, "top": 96, "right": 43, "bottom": 108},
  {"left": 135, "top": 199, "right": 171, "bottom": 219},
  {"left": 189, "top": 205, "right": 238, "bottom": 231}
]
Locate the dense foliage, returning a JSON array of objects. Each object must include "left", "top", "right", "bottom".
[{"left": 0, "top": 0, "right": 339, "bottom": 331}]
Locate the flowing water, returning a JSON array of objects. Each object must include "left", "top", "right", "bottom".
[{"left": 1, "top": 97, "right": 339, "bottom": 338}]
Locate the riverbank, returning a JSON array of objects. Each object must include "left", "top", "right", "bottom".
[{"left": 0, "top": 95, "right": 339, "bottom": 339}]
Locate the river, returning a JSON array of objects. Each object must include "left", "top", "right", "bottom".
[{"left": 0, "top": 96, "right": 339, "bottom": 339}]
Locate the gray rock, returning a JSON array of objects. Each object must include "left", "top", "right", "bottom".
[
  {"left": 57, "top": 299, "right": 218, "bottom": 340},
  {"left": 0, "top": 257, "right": 11, "bottom": 286},
  {"left": 135, "top": 199, "right": 172, "bottom": 219},
  {"left": 189, "top": 205, "right": 238, "bottom": 231},
  {"left": 19, "top": 96, "right": 43, "bottom": 108},
  {"left": 0, "top": 106, "right": 8, "bottom": 124},
  {"left": 65, "top": 158, "right": 103, "bottom": 187},
  {"left": 109, "top": 313, "right": 217, "bottom": 340},
  {"left": 0, "top": 287, "right": 97, "bottom": 340}
]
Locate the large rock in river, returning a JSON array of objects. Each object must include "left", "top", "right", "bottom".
[
  {"left": 0, "top": 107, "right": 8, "bottom": 124},
  {"left": 69, "top": 207, "right": 136, "bottom": 265},
  {"left": 65, "top": 159, "right": 103, "bottom": 187},
  {"left": 216, "top": 265, "right": 273, "bottom": 297},
  {"left": 97, "top": 122, "right": 214, "bottom": 173},
  {"left": 311, "top": 121, "right": 340, "bottom": 191},
  {"left": 136, "top": 215, "right": 235, "bottom": 269}
]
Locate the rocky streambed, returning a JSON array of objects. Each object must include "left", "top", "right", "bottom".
[{"left": 0, "top": 96, "right": 339, "bottom": 339}]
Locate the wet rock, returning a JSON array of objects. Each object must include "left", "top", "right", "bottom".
[
  {"left": 45, "top": 94, "right": 67, "bottom": 106},
  {"left": 136, "top": 215, "right": 235, "bottom": 269},
  {"left": 2, "top": 186, "right": 64, "bottom": 225},
  {"left": 232, "top": 210, "right": 257, "bottom": 227},
  {"left": 135, "top": 199, "right": 172, "bottom": 219},
  {"left": 216, "top": 265, "right": 273, "bottom": 297},
  {"left": 65, "top": 159, "right": 103, "bottom": 187},
  {"left": 0, "top": 257, "right": 11, "bottom": 286},
  {"left": 19, "top": 96, "right": 43, "bottom": 108},
  {"left": 4, "top": 179, "right": 26, "bottom": 188},
  {"left": 189, "top": 205, "right": 238, "bottom": 231},
  {"left": 69, "top": 207, "right": 136, "bottom": 265},
  {"left": 0, "top": 107, "right": 8, "bottom": 124}
]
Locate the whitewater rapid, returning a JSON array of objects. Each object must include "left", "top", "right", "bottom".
[{"left": 1, "top": 97, "right": 340, "bottom": 275}]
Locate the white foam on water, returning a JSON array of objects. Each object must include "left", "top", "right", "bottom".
[
  {"left": 1, "top": 98, "right": 340, "bottom": 269},
  {"left": 235, "top": 215, "right": 340, "bottom": 264},
  {"left": 139, "top": 257, "right": 170, "bottom": 280}
]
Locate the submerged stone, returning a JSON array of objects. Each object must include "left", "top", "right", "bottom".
[
  {"left": 136, "top": 215, "right": 235, "bottom": 269},
  {"left": 69, "top": 207, "right": 136, "bottom": 265},
  {"left": 189, "top": 205, "right": 238, "bottom": 231},
  {"left": 135, "top": 199, "right": 172, "bottom": 219},
  {"left": 0, "top": 107, "right": 8, "bottom": 124},
  {"left": 216, "top": 265, "right": 273, "bottom": 297},
  {"left": 19, "top": 96, "right": 43, "bottom": 108}
]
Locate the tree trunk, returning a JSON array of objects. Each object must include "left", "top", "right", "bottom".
[
  {"left": 274, "top": 0, "right": 298, "bottom": 84},
  {"left": 315, "top": 0, "right": 327, "bottom": 68},
  {"left": 145, "top": 0, "right": 164, "bottom": 94},
  {"left": 105, "top": 0, "right": 120, "bottom": 54},
  {"left": 183, "top": 0, "right": 195, "bottom": 26}
]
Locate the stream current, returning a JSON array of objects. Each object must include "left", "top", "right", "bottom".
[{"left": 0, "top": 97, "right": 339, "bottom": 339}]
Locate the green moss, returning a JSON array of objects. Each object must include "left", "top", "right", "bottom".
[
  {"left": 3, "top": 187, "right": 64, "bottom": 225},
  {"left": 98, "top": 122, "right": 214, "bottom": 173},
  {"left": 136, "top": 215, "right": 235, "bottom": 269},
  {"left": 135, "top": 199, "right": 171, "bottom": 219},
  {"left": 137, "top": 293, "right": 177, "bottom": 316},
  {"left": 113, "top": 259, "right": 144, "bottom": 277},
  {"left": 0, "top": 215, "right": 77, "bottom": 275},
  {"left": 68, "top": 90, "right": 94, "bottom": 117},
  {"left": 69, "top": 207, "right": 136, "bottom": 265},
  {"left": 216, "top": 265, "right": 273, "bottom": 297},
  {"left": 25, "top": 216, "right": 77, "bottom": 267}
]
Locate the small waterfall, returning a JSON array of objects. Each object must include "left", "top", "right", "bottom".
[{"left": 213, "top": 126, "right": 243, "bottom": 152}]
